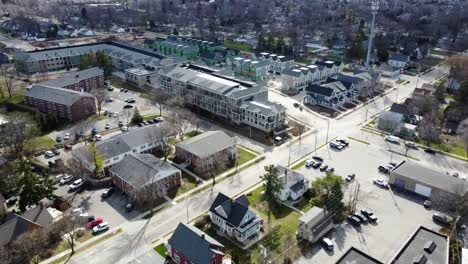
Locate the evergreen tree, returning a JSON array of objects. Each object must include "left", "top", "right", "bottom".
[
  {"left": 15, "top": 157, "right": 56, "bottom": 213},
  {"left": 261, "top": 165, "right": 282, "bottom": 220},
  {"left": 131, "top": 107, "right": 144, "bottom": 125}
]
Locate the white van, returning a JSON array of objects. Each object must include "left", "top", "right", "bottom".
[
  {"left": 384, "top": 135, "right": 400, "bottom": 144},
  {"left": 321, "top": 237, "right": 334, "bottom": 251}
]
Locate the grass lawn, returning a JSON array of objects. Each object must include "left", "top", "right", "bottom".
[
  {"left": 0, "top": 94, "right": 24, "bottom": 104},
  {"left": 76, "top": 230, "right": 94, "bottom": 243},
  {"left": 184, "top": 130, "right": 203, "bottom": 139},
  {"left": 168, "top": 172, "right": 198, "bottom": 199},
  {"left": 109, "top": 77, "right": 146, "bottom": 93},
  {"left": 431, "top": 49, "right": 454, "bottom": 57},
  {"left": 237, "top": 147, "right": 257, "bottom": 166},
  {"left": 395, "top": 79, "right": 406, "bottom": 84},
  {"left": 348, "top": 136, "right": 370, "bottom": 145},
  {"left": 25, "top": 135, "right": 56, "bottom": 152},
  {"left": 142, "top": 113, "right": 161, "bottom": 121},
  {"left": 422, "top": 139, "right": 467, "bottom": 158},
  {"left": 154, "top": 244, "right": 168, "bottom": 258},
  {"left": 52, "top": 240, "right": 71, "bottom": 256},
  {"left": 238, "top": 145, "right": 261, "bottom": 155},
  {"left": 291, "top": 160, "right": 306, "bottom": 170},
  {"left": 224, "top": 40, "right": 254, "bottom": 53}
]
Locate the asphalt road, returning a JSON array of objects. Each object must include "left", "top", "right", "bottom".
[{"left": 56, "top": 64, "right": 452, "bottom": 264}]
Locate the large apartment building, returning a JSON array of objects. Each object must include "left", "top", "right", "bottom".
[
  {"left": 38, "top": 67, "right": 104, "bottom": 92},
  {"left": 14, "top": 41, "right": 171, "bottom": 76},
  {"left": 25, "top": 85, "right": 96, "bottom": 121},
  {"left": 157, "top": 65, "right": 287, "bottom": 135}
]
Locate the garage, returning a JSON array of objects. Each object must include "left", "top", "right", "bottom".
[{"left": 415, "top": 184, "right": 432, "bottom": 197}]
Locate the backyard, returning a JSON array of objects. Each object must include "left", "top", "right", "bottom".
[{"left": 223, "top": 40, "right": 254, "bottom": 53}]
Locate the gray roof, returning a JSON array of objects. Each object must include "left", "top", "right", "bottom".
[
  {"left": 282, "top": 68, "right": 303, "bottom": 77},
  {"left": 0, "top": 215, "right": 42, "bottom": 247},
  {"left": 241, "top": 100, "right": 287, "bottom": 116},
  {"left": 390, "top": 226, "right": 448, "bottom": 264},
  {"left": 20, "top": 204, "right": 53, "bottom": 227},
  {"left": 110, "top": 154, "right": 180, "bottom": 189},
  {"left": 389, "top": 54, "right": 410, "bottom": 62},
  {"left": 392, "top": 160, "right": 468, "bottom": 195},
  {"left": 299, "top": 206, "right": 324, "bottom": 224},
  {"left": 230, "top": 86, "right": 266, "bottom": 99},
  {"left": 335, "top": 247, "right": 383, "bottom": 264},
  {"left": 176, "top": 131, "right": 235, "bottom": 159},
  {"left": 336, "top": 74, "right": 364, "bottom": 85},
  {"left": 168, "top": 223, "right": 224, "bottom": 264},
  {"left": 305, "top": 84, "right": 334, "bottom": 97},
  {"left": 38, "top": 67, "right": 103, "bottom": 88},
  {"left": 209, "top": 192, "right": 252, "bottom": 228},
  {"left": 25, "top": 85, "right": 94, "bottom": 106}
]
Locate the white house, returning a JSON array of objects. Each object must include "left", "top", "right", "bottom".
[
  {"left": 388, "top": 54, "right": 410, "bottom": 69},
  {"left": 124, "top": 67, "right": 157, "bottom": 87},
  {"left": 276, "top": 165, "right": 309, "bottom": 202},
  {"left": 209, "top": 193, "right": 263, "bottom": 245}
]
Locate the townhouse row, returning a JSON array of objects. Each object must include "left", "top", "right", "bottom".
[{"left": 156, "top": 65, "right": 288, "bottom": 135}]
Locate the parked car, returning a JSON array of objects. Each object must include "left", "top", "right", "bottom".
[
  {"left": 293, "top": 103, "right": 300, "bottom": 108},
  {"left": 345, "top": 174, "right": 356, "bottom": 182},
  {"left": 64, "top": 144, "right": 73, "bottom": 151},
  {"left": 432, "top": 211, "right": 453, "bottom": 226},
  {"left": 424, "top": 148, "right": 437, "bottom": 154},
  {"left": 384, "top": 135, "right": 400, "bottom": 144},
  {"left": 93, "top": 222, "right": 110, "bottom": 234},
  {"left": 312, "top": 156, "right": 324, "bottom": 162},
  {"left": 5, "top": 196, "right": 18, "bottom": 206},
  {"left": 127, "top": 99, "right": 136, "bottom": 103},
  {"left": 312, "top": 161, "right": 322, "bottom": 169},
  {"left": 55, "top": 136, "right": 62, "bottom": 143},
  {"left": 336, "top": 138, "right": 349, "bottom": 147},
  {"left": 378, "top": 166, "right": 390, "bottom": 174},
  {"left": 52, "top": 149, "right": 60, "bottom": 156},
  {"left": 87, "top": 218, "right": 103, "bottom": 229},
  {"left": 452, "top": 172, "right": 459, "bottom": 178},
  {"left": 121, "top": 126, "right": 128, "bottom": 132},
  {"left": 405, "top": 142, "right": 418, "bottom": 149},
  {"left": 60, "top": 174, "right": 74, "bottom": 185},
  {"left": 360, "top": 209, "right": 378, "bottom": 222},
  {"left": 353, "top": 213, "right": 368, "bottom": 223},
  {"left": 94, "top": 135, "right": 102, "bottom": 141},
  {"left": 71, "top": 207, "right": 85, "bottom": 216},
  {"left": 105, "top": 123, "right": 110, "bottom": 130},
  {"left": 153, "top": 118, "right": 160, "bottom": 123},
  {"left": 305, "top": 160, "right": 315, "bottom": 168},
  {"left": 319, "top": 165, "right": 328, "bottom": 171},
  {"left": 373, "top": 179, "right": 389, "bottom": 188},
  {"left": 69, "top": 179, "right": 84, "bottom": 191},
  {"left": 123, "top": 104, "right": 133, "bottom": 109},
  {"left": 321, "top": 237, "right": 334, "bottom": 251},
  {"left": 101, "top": 188, "right": 115, "bottom": 198},
  {"left": 330, "top": 141, "right": 343, "bottom": 150},
  {"left": 123, "top": 89, "right": 128, "bottom": 93},
  {"left": 118, "top": 121, "right": 124, "bottom": 127},
  {"left": 137, "top": 123, "right": 144, "bottom": 127},
  {"left": 156, "top": 117, "right": 164, "bottom": 122},
  {"left": 388, "top": 162, "right": 398, "bottom": 168},
  {"left": 147, "top": 119, "right": 154, "bottom": 124},
  {"left": 126, "top": 202, "right": 135, "bottom": 212},
  {"left": 326, "top": 167, "right": 335, "bottom": 173},
  {"left": 423, "top": 200, "right": 432, "bottom": 208},
  {"left": 64, "top": 133, "right": 70, "bottom": 140},
  {"left": 142, "top": 121, "right": 149, "bottom": 126},
  {"left": 45, "top": 151, "right": 55, "bottom": 158},
  {"left": 105, "top": 97, "right": 114, "bottom": 103},
  {"left": 347, "top": 215, "right": 361, "bottom": 227}
]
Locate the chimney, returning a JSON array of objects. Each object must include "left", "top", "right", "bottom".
[
  {"left": 201, "top": 234, "right": 205, "bottom": 240},
  {"left": 75, "top": 74, "right": 79, "bottom": 78}
]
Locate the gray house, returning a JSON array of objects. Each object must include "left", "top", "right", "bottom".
[{"left": 297, "top": 206, "right": 335, "bottom": 244}]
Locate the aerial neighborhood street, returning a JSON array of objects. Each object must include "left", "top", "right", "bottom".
[{"left": 0, "top": 1, "right": 468, "bottom": 264}]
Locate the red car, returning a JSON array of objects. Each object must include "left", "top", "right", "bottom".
[{"left": 87, "top": 218, "right": 103, "bottom": 229}]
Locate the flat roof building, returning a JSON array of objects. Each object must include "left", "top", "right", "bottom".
[{"left": 335, "top": 247, "right": 383, "bottom": 264}]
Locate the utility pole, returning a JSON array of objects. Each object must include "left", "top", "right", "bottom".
[
  {"left": 185, "top": 195, "right": 189, "bottom": 223},
  {"left": 395, "top": 82, "right": 400, "bottom": 102},
  {"left": 415, "top": 63, "right": 421, "bottom": 89},
  {"left": 287, "top": 139, "right": 292, "bottom": 167},
  {"left": 365, "top": 0, "right": 379, "bottom": 70},
  {"left": 314, "top": 129, "right": 318, "bottom": 155},
  {"left": 326, "top": 119, "right": 330, "bottom": 143}
]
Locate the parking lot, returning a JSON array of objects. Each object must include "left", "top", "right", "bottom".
[
  {"left": 294, "top": 139, "right": 449, "bottom": 263},
  {"left": 54, "top": 180, "right": 141, "bottom": 226}
]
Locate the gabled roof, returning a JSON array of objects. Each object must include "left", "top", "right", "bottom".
[
  {"left": 336, "top": 74, "right": 364, "bottom": 85},
  {"left": 176, "top": 131, "right": 235, "bottom": 159},
  {"left": 25, "top": 85, "right": 94, "bottom": 106},
  {"left": 209, "top": 192, "right": 252, "bottom": 228},
  {"left": 389, "top": 54, "right": 410, "bottom": 62},
  {"left": 241, "top": 100, "right": 287, "bottom": 116},
  {"left": 20, "top": 204, "right": 54, "bottom": 227},
  {"left": 0, "top": 215, "right": 42, "bottom": 247},
  {"left": 305, "top": 84, "right": 334, "bottom": 97},
  {"left": 110, "top": 154, "right": 180, "bottom": 189},
  {"left": 282, "top": 68, "right": 303, "bottom": 77},
  {"left": 390, "top": 103, "right": 410, "bottom": 116},
  {"left": 168, "top": 223, "right": 224, "bottom": 264}
]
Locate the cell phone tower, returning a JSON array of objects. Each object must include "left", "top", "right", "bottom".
[{"left": 365, "top": 0, "right": 379, "bottom": 71}]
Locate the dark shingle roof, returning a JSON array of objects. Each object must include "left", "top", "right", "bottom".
[
  {"left": 25, "top": 85, "right": 94, "bottom": 106},
  {"left": 209, "top": 193, "right": 251, "bottom": 228},
  {"left": 168, "top": 223, "right": 224, "bottom": 264},
  {"left": 389, "top": 54, "right": 410, "bottom": 62},
  {"left": 305, "top": 84, "right": 334, "bottom": 97},
  {"left": 38, "top": 67, "right": 103, "bottom": 88},
  {"left": 21, "top": 204, "right": 53, "bottom": 227},
  {"left": 390, "top": 103, "right": 410, "bottom": 116},
  {"left": 0, "top": 215, "right": 42, "bottom": 247}
]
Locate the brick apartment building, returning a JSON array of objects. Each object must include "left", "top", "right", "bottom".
[
  {"left": 38, "top": 67, "right": 104, "bottom": 92},
  {"left": 25, "top": 85, "right": 96, "bottom": 121}
]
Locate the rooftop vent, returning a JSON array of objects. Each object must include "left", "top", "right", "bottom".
[
  {"left": 424, "top": 241, "right": 437, "bottom": 253},
  {"left": 413, "top": 254, "right": 427, "bottom": 264}
]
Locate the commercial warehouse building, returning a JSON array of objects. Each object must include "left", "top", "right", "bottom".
[{"left": 389, "top": 160, "right": 468, "bottom": 204}]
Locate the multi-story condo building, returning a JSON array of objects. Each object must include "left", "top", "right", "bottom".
[
  {"left": 14, "top": 41, "right": 171, "bottom": 76},
  {"left": 251, "top": 52, "right": 295, "bottom": 74},
  {"left": 303, "top": 80, "right": 357, "bottom": 110},
  {"left": 157, "top": 65, "right": 287, "bottom": 135},
  {"left": 25, "top": 85, "right": 96, "bottom": 121},
  {"left": 231, "top": 57, "right": 271, "bottom": 81},
  {"left": 145, "top": 35, "right": 219, "bottom": 60},
  {"left": 281, "top": 60, "right": 344, "bottom": 94},
  {"left": 37, "top": 67, "right": 104, "bottom": 92}
]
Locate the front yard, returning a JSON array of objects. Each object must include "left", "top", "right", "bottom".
[
  {"left": 417, "top": 135, "right": 467, "bottom": 158},
  {"left": 167, "top": 172, "right": 199, "bottom": 199},
  {"left": 237, "top": 147, "right": 257, "bottom": 166}
]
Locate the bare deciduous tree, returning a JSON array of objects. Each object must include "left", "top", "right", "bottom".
[
  {"left": 419, "top": 112, "right": 442, "bottom": 144},
  {"left": 91, "top": 88, "right": 108, "bottom": 115},
  {"left": 54, "top": 215, "right": 86, "bottom": 255},
  {"left": 0, "top": 113, "right": 39, "bottom": 157},
  {"left": 457, "top": 118, "right": 468, "bottom": 157},
  {"left": 149, "top": 88, "right": 173, "bottom": 116},
  {"left": 0, "top": 64, "right": 13, "bottom": 98},
  {"left": 119, "top": 108, "right": 134, "bottom": 126},
  {"left": 167, "top": 107, "right": 194, "bottom": 140}
]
